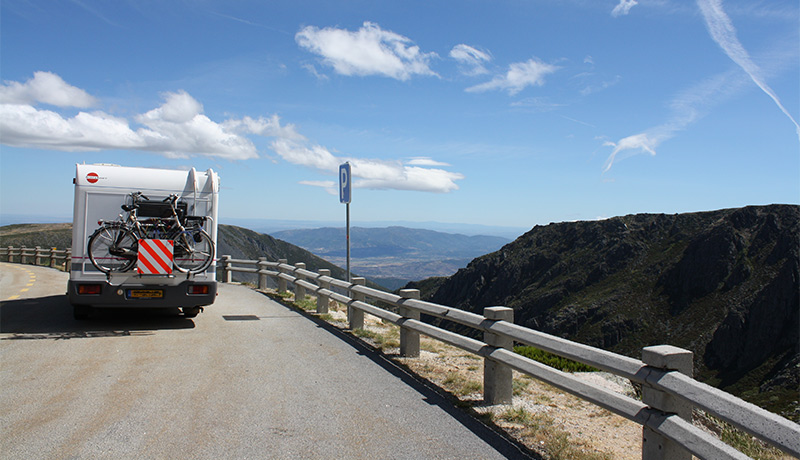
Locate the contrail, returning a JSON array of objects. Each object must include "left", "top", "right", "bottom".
[{"left": 697, "top": 0, "right": 800, "bottom": 140}]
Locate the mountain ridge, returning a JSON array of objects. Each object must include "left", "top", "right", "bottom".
[{"left": 406, "top": 204, "right": 799, "bottom": 420}]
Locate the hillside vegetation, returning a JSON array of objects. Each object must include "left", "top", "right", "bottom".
[{"left": 407, "top": 204, "right": 799, "bottom": 420}]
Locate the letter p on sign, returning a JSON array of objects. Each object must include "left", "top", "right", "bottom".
[{"left": 339, "top": 163, "right": 351, "bottom": 204}]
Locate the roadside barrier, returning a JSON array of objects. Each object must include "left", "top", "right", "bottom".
[
  {"left": 1, "top": 246, "right": 71, "bottom": 272},
  {"left": 220, "top": 255, "right": 800, "bottom": 460}
]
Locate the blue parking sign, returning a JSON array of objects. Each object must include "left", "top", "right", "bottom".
[{"left": 339, "top": 163, "right": 351, "bottom": 204}]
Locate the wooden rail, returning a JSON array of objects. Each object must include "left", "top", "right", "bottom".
[
  {"left": 0, "top": 246, "right": 72, "bottom": 271},
  {"left": 219, "top": 255, "right": 800, "bottom": 460}
]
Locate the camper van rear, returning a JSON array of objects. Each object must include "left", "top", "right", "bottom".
[{"left": 68, "top": 164, "right": 219, "bottom": 319}]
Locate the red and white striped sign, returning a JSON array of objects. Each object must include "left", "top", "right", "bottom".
[{"left": 137, "top": 239, "right": 174, "bottom": 275}]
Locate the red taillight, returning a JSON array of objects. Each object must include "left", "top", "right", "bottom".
[
  {"left": 188, "top": 285, "right": 209, "bottom": 295},
  {"left": 78, "top": 284, "right": 102, "bottom": 295}
]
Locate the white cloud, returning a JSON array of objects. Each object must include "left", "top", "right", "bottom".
[
  {"left": 602, "top": 133, "right": 659, "bottom": 172},
  {"left": 601, "top": 70, "right": 747, "bottom": 172},
  {"left": 0, "top": 103, "right": 143, "bottom": 151},
  {"left": 0, "top": 76, "right": 259, "bottom": 159},
  {"left": 295, "top": 22, "right": 438, "bottom": 81},
  {"left": 611, "top": 0, "right": 638, "bottom": 17},
  {"left": 0, "top": 71, "right": 464, "bottom": 193},
  {"left": 466, "top": 58, "right": 560, "bottom": 95},
  {"left": 271, "top": 138, "right": 463, "bottom": 193},
  {"left": 0, "top": 71, "right": 96, "bottom": 107},
  {"left": 450, "top": 44, "right": 491, "bottom": 76},
  {"left": 407, "top": 157, "right": 450, "bottom": 167},
  {"left": 580, "top": 75, "right": 621, "bottom": 96},
  {"left": 299, "top": 180, "right": 338, "bottom": 195},
  {"left": 353, "top": 161, "right": 464, "bottom": 193},
  {"left": 224, "top": 114, "right": 305, "bottom": 141},
  {"left": 697, "top": 0, "right": 800, "bottom": 139},
  {"left": 301, "top": 63, "right": 329, "bottom": 81},
  {"left": 602, "top": 1, "right": 800, "bottom": 172},
  {"left": 270, "top": 138, "right": 340, "bottom": 171}
]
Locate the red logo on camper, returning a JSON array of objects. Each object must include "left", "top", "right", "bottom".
[{"left": 86, "top": 172, "right": 99, "bottom": 183}]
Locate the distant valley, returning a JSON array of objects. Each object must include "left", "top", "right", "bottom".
[{"left": 272, "top": 226, "right": 511, "bottom": 289}]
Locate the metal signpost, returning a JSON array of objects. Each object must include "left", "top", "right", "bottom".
[{"left": 339, "top": 163, "right": 352, "bottom": 282}]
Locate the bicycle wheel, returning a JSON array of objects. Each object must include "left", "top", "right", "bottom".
[
  {"left": 88, "top": 225, "right": 138, "bottom": 273},
  {"left": 171, "top": 228, "right": 214, "bottom": 274}
]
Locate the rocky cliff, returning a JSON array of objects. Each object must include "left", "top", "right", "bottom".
[{"left": 408, "top": 205, "right": 799, "bottom": 419}]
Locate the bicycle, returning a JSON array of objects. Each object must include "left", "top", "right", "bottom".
[{"left": 87, "top": 192, "right": 214, "bottom": 275}]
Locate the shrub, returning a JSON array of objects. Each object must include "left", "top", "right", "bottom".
[{"left": 514, "top": 346, "right": 598, "bottom": 373}]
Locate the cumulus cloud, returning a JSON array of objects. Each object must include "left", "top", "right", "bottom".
[
  {"left": 0, "top": 71, "right": 464, "bottom": 193},
  {"left": 295, "top": 22, "right": 438, "bottom": 80},
  {"left": 0, "top": 104, "right": 143, "bottom": 151},
  {"left": 466, "top": 58, "right": 560, "bottom": 95},
  {"left": 0, "top": 82, "right": 259, "bottom": 159},
  {"left": 611, "top": 0, "right": 638, "bottom": 17},
  {"left": 450, "top": 44, "right": 491, "bottom": 76},
  {"left": 0, "top": 71, "right": 96, "bottom": 107},
  {"left": 271, "top": 139, "right": 463, "bottom": 193}
]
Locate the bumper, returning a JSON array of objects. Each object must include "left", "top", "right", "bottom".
[{"left": 68, "top": 279, "right": 217, "bottom": 308}]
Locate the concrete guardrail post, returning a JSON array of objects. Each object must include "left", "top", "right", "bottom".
[
  {"left": 277, "top": 259, "right": 288, "bottom": 293},
  {"left": 349, "top": 277, "right": 366, "bottom": 330},
  {"left": 7, "top": 246, "right": 13, "bottom": 263},
  {"left": 34, "top": 246, "right": 42, "bottom": 266},
  {"left": 20, "top": 247, "right": 28, "bottom": 265},
  {"left": 294, "top": 263, "right": 306, "bottom": 301},
  {"left": 65, "top": 249, "right": 71, "bottom": 272},
  {"left": 641, "top": 345, "right": 694, "bottom": 460},
  {"left": 398, "top": 289, "right": 421, "bottom": 357},
  {"left": 316, "top": 269, "right": 331, "bottom": 314},
  {"left": 50, "top": 248, "right": 57, "bottom": 268},
  {"left": 257, "top": 257, "right": 268, "bottom": 290},
  {"left": 221, "top": 255, "right": 232, "bottom": 283},
  {"left": 483, "top": 306, "right": 514, "bottom": 405}
]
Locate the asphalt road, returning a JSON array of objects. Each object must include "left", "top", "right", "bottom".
[{"left": 0, "top": 263, "right": 532, "bottom": 460}]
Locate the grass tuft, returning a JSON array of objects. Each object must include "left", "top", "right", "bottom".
[{"left": 515, "top": 346, "right": 599, "bottom": 373}]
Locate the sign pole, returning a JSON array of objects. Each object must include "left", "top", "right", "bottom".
[{"left": 339, "top": 162, "right": 352, "bottom": 283}]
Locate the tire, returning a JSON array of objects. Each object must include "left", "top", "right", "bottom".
[
  {"left": 171, "top": 229, "right": 214, "bottom": 274},
  {"left": 88, "top": 226, "right": 138, "bottom": 273}
]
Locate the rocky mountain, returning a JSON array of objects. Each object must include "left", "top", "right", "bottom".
[
  {"left": 407, "top": 205, "right": 799, "bottom": 420},
  {"left": 272, "top": 226, "right": 510, "bottom": 289}
]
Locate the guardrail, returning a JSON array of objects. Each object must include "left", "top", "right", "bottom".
[
  {"left": 0, "top": 246, "right": 72, "bottom": 272},
  {"left": 220, "top": 255, "right": 800, "bottom": 460}
]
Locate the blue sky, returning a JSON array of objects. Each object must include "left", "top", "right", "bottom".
[{"left": 1, "top": 0, "right": 798, "bottom": 234}]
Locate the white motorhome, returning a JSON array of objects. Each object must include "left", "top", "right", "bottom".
[{"left": 68, "top": 164, "right": 219, "bottom": 319}]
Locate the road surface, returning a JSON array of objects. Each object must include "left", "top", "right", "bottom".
[{"left": 0, "top": 263, "right": 532, "bottom": 459}]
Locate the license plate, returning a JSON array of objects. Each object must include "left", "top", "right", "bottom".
[{"left": 127, "top": 289, "right": 164, "bottom": 299}]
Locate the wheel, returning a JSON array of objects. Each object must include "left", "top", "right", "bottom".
[
  {"left": 73, "top": 304, "right": 92, "bottom": 320},
  {"left": 88, "top": 226, "right": 138, "bottom": 273},
  {"left": 182, "top": 306, "right": 201, "bottom": 318},
  {"left": 171, "top": 229, "right": 214, "bottom": 274}
]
